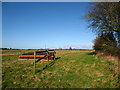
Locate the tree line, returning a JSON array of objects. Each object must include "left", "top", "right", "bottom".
[{"left": 86, "top": 2, "right": 120, "bottom": 58}]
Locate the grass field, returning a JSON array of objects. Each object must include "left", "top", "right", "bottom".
[{"left": 2, "top": 50, "right": 118, "bottom": 88}]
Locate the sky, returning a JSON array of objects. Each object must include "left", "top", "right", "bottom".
[{"left": 2, "top": 2, "right": 96, "bottom": 49}]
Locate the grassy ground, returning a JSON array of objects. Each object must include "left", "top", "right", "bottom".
[{"left": 2, "top": 50, "right": 118, "bottom": 88}]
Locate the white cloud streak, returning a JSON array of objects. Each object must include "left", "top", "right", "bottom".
[{"left": 62, "top": 44, "right": 93, "bottom": 49}]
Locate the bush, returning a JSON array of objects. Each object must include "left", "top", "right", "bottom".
[{"left": 93, "top": 33, "right": 120, "bottom": 58}]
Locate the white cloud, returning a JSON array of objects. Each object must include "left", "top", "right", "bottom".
[{"left": 62, "top": 44, "right": 93, "bottom": 49}]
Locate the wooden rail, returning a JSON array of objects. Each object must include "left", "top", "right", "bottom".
[
  {"left": 18, "top": 49, "right": 56, "bottom": 61},
  {"left": 18, "top": 49, "right": 56, "bottom": 74}
]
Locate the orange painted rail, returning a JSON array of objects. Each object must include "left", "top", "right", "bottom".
[
  {"left": 18, "top": 49, "right": 56, "bottom": 61},
  {"left": 18, "top": 49, "right": 56, "bottom": 74}
]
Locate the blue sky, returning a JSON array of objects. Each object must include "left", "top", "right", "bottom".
[{"left": 2, "top": 2, "right": 96, "bottom": 49}]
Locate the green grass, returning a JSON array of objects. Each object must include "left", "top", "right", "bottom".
[{"left": 2, "top": 50, "right": 118, "bottom": 88}]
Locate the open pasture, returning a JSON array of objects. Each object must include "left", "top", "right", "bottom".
[{"left": 2, "top": 50, "right": 118, "bottom": 88}]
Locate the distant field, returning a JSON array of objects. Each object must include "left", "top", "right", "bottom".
[{"left": 2, "top": 50, "right": 118, "bottom": 88}]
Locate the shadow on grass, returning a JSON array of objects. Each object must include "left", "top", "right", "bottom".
[
  {"left": 87, "top": 52, "right": 96, "bottom": 55},
  {"left": 36, "top": 57, "right": 61, "bottom": 73}
]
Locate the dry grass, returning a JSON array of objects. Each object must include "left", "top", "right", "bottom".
[{"left": 2, "top": 50, "right": 118, "bottom": 88}]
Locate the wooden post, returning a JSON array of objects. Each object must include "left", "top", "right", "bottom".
[
  {"left": 34, "top": 51, "right": 36, "bottom": 74},
  {"left": 54, "top": 50, "right": 55, "bottom": 60},
  {"left": 47, "top": 49, "right": 49, "bottom": 61}
]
